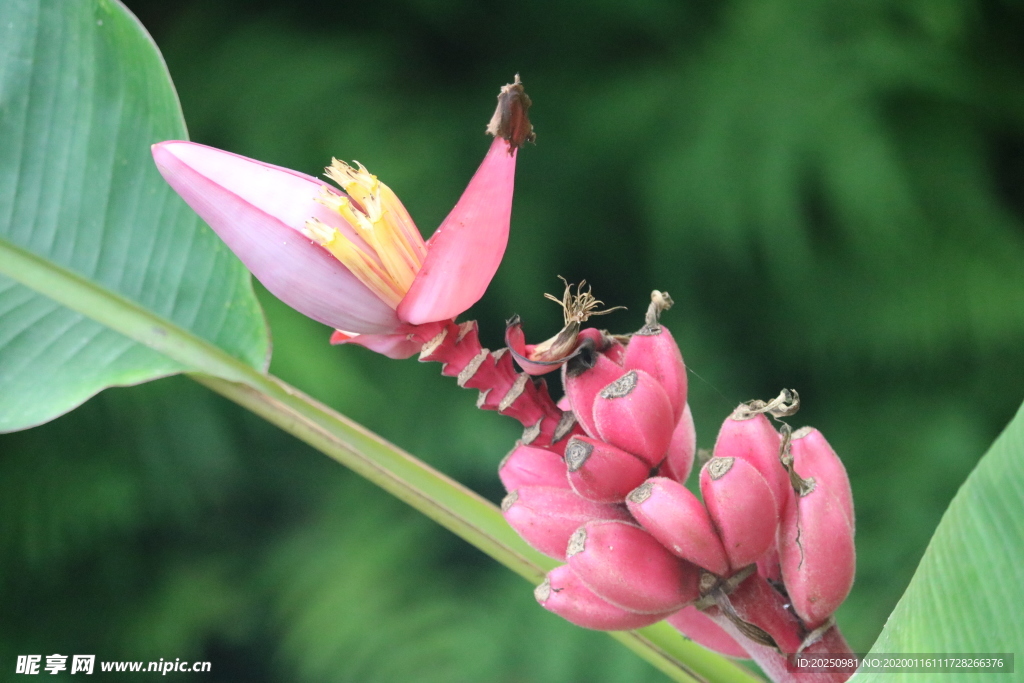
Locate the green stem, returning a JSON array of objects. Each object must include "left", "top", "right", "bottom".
[{"left": 0, "top": 237, "right": 761, "bottom": 683}]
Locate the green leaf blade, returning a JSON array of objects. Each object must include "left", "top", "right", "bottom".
[
  {"left": 0, "top": 0, "right": 269, "bottom": 432},
  {"left": 0, "top": 284, "right": 176, "bottom": 430},
  {"left": 853, "top": 401, "right": 1024, "bottom": 681}
]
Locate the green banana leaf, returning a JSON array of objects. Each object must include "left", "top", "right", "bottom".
[
  {"left": 0, "top": 0, "right": 269, "bottom": 432},
  {"left": 852, "top": 401, "right": 1024, "bottom": 682}
]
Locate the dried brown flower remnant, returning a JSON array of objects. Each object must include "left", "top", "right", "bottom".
[{"left": 486, "top": 74, "right": 536, "bottom": 151}]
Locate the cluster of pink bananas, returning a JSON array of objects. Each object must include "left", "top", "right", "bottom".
[
  {"left": 409, "top": 283, "right": 857, "bottom": 679},
  {"left": 498, "top": 294, "right": 857, "bottom": 679}
]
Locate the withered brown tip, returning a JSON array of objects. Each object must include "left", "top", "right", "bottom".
[{"left": 486, "top": 73, "right": 535, "bottom": 152}]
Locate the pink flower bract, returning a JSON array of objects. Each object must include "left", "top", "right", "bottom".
[{"left": 151, "top": 76, "right": 533, "bottom": 358}]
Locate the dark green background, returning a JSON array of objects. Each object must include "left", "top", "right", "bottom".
[{"left": 3, "top": 1, "right": 1023, "bottom": 680}]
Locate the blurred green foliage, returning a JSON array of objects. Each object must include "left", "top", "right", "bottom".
[{"left": 2, "top": 0, "right": 1023, "bottom": 680}]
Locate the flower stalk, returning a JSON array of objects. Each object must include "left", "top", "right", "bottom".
[
  {"left": 418, "top": 320, "right": 570, "bottom": 448},
  {"left": 0, "top": 237, "right": 761, "bottom": 683}
]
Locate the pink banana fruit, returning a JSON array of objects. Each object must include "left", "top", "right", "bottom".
[
  {"left": 501, "top": 486, "right": 630, "bottom": 560},
  {"left": 700, "top": 456, "right": 778, "bottom": 571},
  {"left": 535, "top": 564, "right": 676, "bottom": 630},
  {"left": 660, "top": 402, "right": 697, "bottom": 482},
  {"left": 778, "top": 481, "right": 856, "bottom": 628},
  {"left": 577, "top": 327, "right": 626, "bottom": 365},
  {"left": 622, "top": 323, "right": 687, "bottom": 422},
  {"left": 565, "top": 436, "right": 651, "bottom": 503},
  {"left": 499, "top": 442, "right": 571, "bottom": 492},
  {"left": 566, "top": 520, "right": 701, "bottom": 614},
  {"left": 790, "top": 426, "right": 854, "bottom": 529},
  {"left": 713, "top": 409, "right": 790, "bottom": 517},
  {"left": 592, "top": 369, "right": 675, "bottom": 468},
  {"left": 626, "top": 477, "right": 729, "bottom": 575},
  {"left": 562, "top": 349, "right": 626, "bottom": 438}
]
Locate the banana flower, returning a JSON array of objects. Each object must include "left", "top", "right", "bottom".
[{"left": 152, "top": 77, "right": 533, "bottom": 358}]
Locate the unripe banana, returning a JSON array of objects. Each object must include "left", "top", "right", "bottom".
[
  {"left": 622, "top": 323, "right": 687, "bottom": 422},
  {"left": 713, "top": 409, "right": 790, "bottom": 517},
  {"left": 660, "top": 402, "right": 697, "bottom": 483},
  {"left": 565, "top": 436, "right": 651, "bottom": 503},
  {"left": 566, "top": 520, "right": 701, "bottom": 614},
  {"left": 501, "top": 486, "right": 631, "bottom": 560},
  {"left": 700, "top": 456, "right": 779, "bottom": 570},
  {"left": 499, "top": 442, "right": 570, "bottom": 492},
  {"left": 626, "top": 477, "right": 729, "bottom": 575},
  {"left": 535, "top": 565, "right": 676, "bottom": 630},
  {"left": 592, "top": 369, "right": 675, "bottom": 467},
  {"left": 778, "top": 482, "right": 855, "bottom": 628}
]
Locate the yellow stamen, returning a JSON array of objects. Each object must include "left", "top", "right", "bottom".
[
  {"left": 303, "top": 159, "right": 427, "bottom": 308},
  {"left": 302, "top": 217, "right": 404, "bottom": 306}
]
